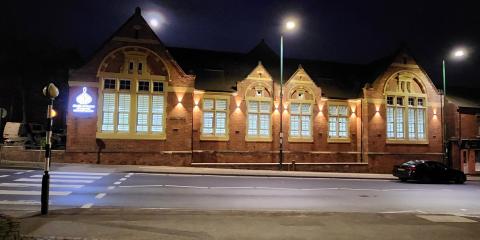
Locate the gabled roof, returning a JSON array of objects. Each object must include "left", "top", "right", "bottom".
[
  {"left": 167, "top": 39, "right": 368, "bottom": 98},
  {"left": 446, "top": 87, "right": 480, "bottom": 109}
]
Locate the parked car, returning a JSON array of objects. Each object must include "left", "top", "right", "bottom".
[{"left": 393, "top": 160, "right": 466, "bottom": 184}]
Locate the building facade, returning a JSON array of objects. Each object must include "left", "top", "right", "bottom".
[
  {"left": 66, "top": 8, "right": 444, "bottom": 173},
  {"left": 445, "top": 93, "right": 480, "bottom": 174}
]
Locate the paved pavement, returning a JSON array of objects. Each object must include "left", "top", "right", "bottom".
[{"left": 18, "top": 208, "right": 480, "bottom": 240}]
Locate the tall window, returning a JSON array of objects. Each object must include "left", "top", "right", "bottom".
[
  {"left": 386, "top": 96, "right": 426, "bottom": 140},
  {"left": 136, "top": 80, "right": 164, "bottom": 134},
  {"left": 328, "top": 104, "right": 349, "bottom": 139},
  {"left": 99, "top": 53, "right": 166, "bottom": 138},
  {"left": 247, "top": 100, "right": 271, "bottom": 138},
  {"left": 290, "top": 103, "right": 312, "bottom": 138},
  {"left": 101, "top": 79, "right": 131, "bottom": 132},
  {"left": 201, "top": 97, "right": 228, "bottom": 140}
]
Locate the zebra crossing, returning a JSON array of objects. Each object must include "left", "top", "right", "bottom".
[{"left": 0, "top": 169, "right": 111, "bottom": 205}]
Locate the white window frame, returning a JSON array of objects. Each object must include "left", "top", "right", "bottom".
[
  {"left": 328, "top": 102, "right": 350, "bottom": 142},
  {"left": 200, "top": 96, "right": 229, "bottom": 141},
  {"left": 288, "top": 100, "right": 313, "bottom": 142},
  {"left": 386, "top": 95, "right": 427, "bottom": 143},
  {"left": 246, "top": 97, "right": 272, "bottom": 142}
]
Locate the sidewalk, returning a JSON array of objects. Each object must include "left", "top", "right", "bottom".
[
  {"left": 17, "top": 208, "right": 480, "bottom": 240},
  {"left": 2, "top": 159, "right": 480, "bottom": 181}
]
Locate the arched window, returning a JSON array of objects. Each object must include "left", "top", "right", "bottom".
[
  {"left": 97, "top": 48, "right": 167, "bottom": 139},
  {"left": 288, "top": 87, "right": 314, "bottom": 141},
  {"left": 385, "top": 72, "right": 427, "bottom": 142},
  {"left": 245, "top": 84, "right": 272, "bottom": 141}
]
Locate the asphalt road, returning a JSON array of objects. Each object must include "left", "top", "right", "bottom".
[{"left": 1, "top": 167, "right": 480, "bottom": 216}]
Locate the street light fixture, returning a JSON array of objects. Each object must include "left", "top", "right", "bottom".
[
  {"left": 442, "top": 47, "right": 467, "bottom": 166},
  {"left": 279, "top": 19, "right": 297, "bottom": 170},
  {"left": 41, "top": 83, "right": 59, "bottom": 215}
]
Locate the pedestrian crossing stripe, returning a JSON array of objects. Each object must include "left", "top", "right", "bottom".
[
  {"left": 50, "top": 171, "right": 110, "bottom": 176},
  {"left": 0, "top": 183, "right": 83, "bottom": 188},
  {"left": 14, "top": 178, "right": 94, "bottom": 183},
  {"left": 30, "top": 175, "right": 102, "bottom": 179},
  {"left": 0, "top": 190, "right": 71, "bottom": 196}
]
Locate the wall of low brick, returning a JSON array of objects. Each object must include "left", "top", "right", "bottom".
[
  {"left": 0, "top": 146, "right": 65, "bottom": 163},
  {"left": 192, "top": 162, "right": 369, "bottom": 172},
  {"left": 367, "top": 153, "right": 443, "bottom": 173}
]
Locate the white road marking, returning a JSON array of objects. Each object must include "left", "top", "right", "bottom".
[
  {"left": 107, "top": 186, "right": 115, "bottom": 190},
  {"left": 118, "top": 184, "right": 427, "bottom": 192},
  {"left": 0, "top": 190, "right": 71, "bottom": 196},
  {"left": 0, "top": 183, "right": 83, "bottom": 188},
  {"left": 81, "top": 203, "right": 93, "bottom": 208},
  {"left": 31, "top": 175, "right": 102, "bottom": 179},
  {"left": 50, "top": 171, "right": 110, "bottom": 176},
  {"left": 114, "top": 181, "right": 122, "bottom": 185},
  {"left": 417, "top": 215, "right": 477, "bottom": 223},
  {"left": 120, "top": 178, "right": 127, "bottom": 181},
  {"left": 26, "top": 170, "right": 35, "bottom": 172},
  {"left": 14, "top": 172, "right": 25, "bottom": 175},
  {"left": 95, "top": 193, "right": 106, "bottom": 199},
  {"left": 0, "top": 200, "right": 41, "bottom": 205},
  {"left": 0, "top": 175, "right": 9, "bottom": 178},
  {"left": 125, "top": 173, "right": 133, "bottom": 178},
  {"left": 15, "top": 178, "right": 94, "bottom": 183}
]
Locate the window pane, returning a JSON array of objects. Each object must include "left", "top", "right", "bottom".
[
  {"left": 301, "top": 104, "right": 311, "bottom": 115},
  {"left": 338, "top": 106, "right": 348, "bottom": 116},
  {"left": 153, "top": 82, "right": 163, "bottom": 92},
  {"left": 387, "top": 96, "right": 394, "bottom": 105},
  {"left": 138, "top": 81, "right": 150, "bottom": 92},
  {"left": 248, "top": 114, "right": 258, "bottom": 135},
  {"left": 417, "top": 108, "right": 425, "bottom": 139},
  {"left": 408, "top": 108, "right": 416, "bottom": 139},
  {"left": 119, "top": 80, "right": 130, "bottom": 90},
  {"left": 259, "top": 101, "right": 270, "bottom": 113},
  {"left": 249, "top": 101, "right": 258, "bottom": 113},
  {"left": 117, "top": 94, "right": 130, "bottom": 132},
  {"left": 290, "top": 115, "right": 300, "bottom": 136},
  {"left": 216, "top": 99, "right": 227, "bottom": 111},
  {"left": 203, "top": 99, "right": 214, "bottom": 110},
  {"left": 104, "top": 79, "right": 116, "bottom": 89},
  {"left": 338, "top": 117, "right": 347, "bottom": 137},
  {"left": 151, "top": 95, "right": 164, "bottom": 133},
  {"left": 301, "top": 115, "right": 311, "bottom": 137},
  {"left": 215, "top": 112, "right": 226, "bottom": 135},
  {"left": 396, "top": 108, "right": 404, "bottom": 138},
  {"left": 328, "top": 106, "right": 337, "bottom": 116},
  {"left": 387, "top": 107, "right": 394, "bottom": 138},
  {"left": 329, "top": 117, "right": 337, "bottom": 137},
  {"left": 136, "top": 95, "right": 149, "bottom": 132},
  {"left": 102, "top": 93, "right": 115, "bottom": 131},
  {"left": 259, "top": 114, "right": 270, "bottom": 136},
  {"left": 291, "top": 103, "right": 300, "bottom": 114},
  {"left": 203, "top": 112, "right": 214, "bottom": 134}
]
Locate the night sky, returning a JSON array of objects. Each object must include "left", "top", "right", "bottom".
[{"left": 3, "top": 0, "right": 479, "bottom": 88}]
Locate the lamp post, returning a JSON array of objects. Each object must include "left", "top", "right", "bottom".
[
  {"left": 442, "top": 48, "right": 466, "bottom": 166},
  {"left": 41, "top": 83, "right": 59, "bottom": 215},
  {"left": 279, "top": 20, "right": 296, "bottom": 170}
]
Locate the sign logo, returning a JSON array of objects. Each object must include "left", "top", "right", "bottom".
[{"left": 73, "top": 87, "right": 95, "bottom": 113}]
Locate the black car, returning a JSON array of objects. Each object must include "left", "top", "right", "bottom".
[{"left": 393, "top": 160, "right": 466, "bottom": 184}]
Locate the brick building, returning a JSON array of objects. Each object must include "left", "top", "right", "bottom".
[
  {"left": 445, "top": 91, "right": 480, "bottom": 174},
  {"left": 66, "top": 8, "right": 445, "bottom": 173}
]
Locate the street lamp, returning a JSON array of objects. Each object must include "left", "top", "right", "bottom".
[
  {"left": 279, "top": 19, "right": 297, "bottom": 170},
  {"left": 41, "top": 83, "right": 59, "bottom": 215},
  {"left": 442, "top": 47, "right": 467, "bottom": 166}
]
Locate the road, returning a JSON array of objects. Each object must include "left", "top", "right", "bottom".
[{"left": 1, "top": 167, "right": 480, "bottom": 216}]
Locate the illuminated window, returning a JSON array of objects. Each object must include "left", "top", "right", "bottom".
[
  {"left": 386, "top": 96, "right": 426, "bottom": 140},
  {"left": 201, "top": 97, "right": 228, "bottom": 139},
  {"left": 100, "top": 79, "right": 131, "bottom": 132},
  {"left": 290, "top": 103, "right": 312, "bottom": 138},
  {"left": 136, "top": 80, "right": 164, "bottom": 134},
  {"left": 247, "top": 100, "right": 271, "bottom": 138},
  {"left": 328, "top": 104, "right": 349, "bottom": 139}
]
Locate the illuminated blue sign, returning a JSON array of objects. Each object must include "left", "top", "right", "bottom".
[{"left": 73, "top": 87, "right": 95, "bottom": 113}]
